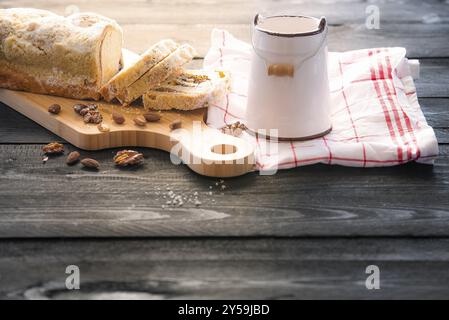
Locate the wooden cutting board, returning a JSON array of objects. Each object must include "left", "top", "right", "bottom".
[
  {"left": 0, "top": 89, "right": 255, "bottom": 177},
  {"left": 0, "top": 88, "right": 255, "bottom": 178}
]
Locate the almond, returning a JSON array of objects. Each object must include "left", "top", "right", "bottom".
[
  {"left": 133, "top": 116, "right": 146, "bottom": 126},
  {"left": 112, "top": 111, "right": 125, "bottom": 124},
  {"left": 81, "top": 158, "right": 100, "bottom": 170},
  {"left": 143, "top": 112, "right": 161, "bottom": 122},
  {"left": 169, "top": 119, "right": 182, "bottom": 131},
  {"left": 66, "top": 151, "right": 80, "bottom": 165}
]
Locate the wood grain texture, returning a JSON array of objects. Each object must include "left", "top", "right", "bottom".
[
  {"left": 121, "top": 23, "right": 449, "bottom": 58},
  {"left": 1, "top": 238, "right": 449, "bottom": 299},
  {"left": 1, "top": 56, "right": 447, "bottom": 144},
  {"left": 2, "top": 96, "right": 448, "bottom": 143},
  {"left": 1, "top": 0, "right": 448, "bottom": 57},
  {"left": 416, "top": 59, "right": 449, "bottom": 97},
  {"left": 0, "top": 0, "right": 446, "bottom": 238},
  {"left": 2, "top": 0, "right": 448, "bottom": 24},
  {"left": 0, "top": 0, "right": 448, "bottom": 299},
  {"left": 0, "top": 143, "right": 447, "bottom": 237}
]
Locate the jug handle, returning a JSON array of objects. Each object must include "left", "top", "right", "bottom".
[
  {"left": 291, "top": 17, "right": 328, "bottom": 71},
  {"left": 267, "top": 64, "right": 295, "bottom": 77},
  {"left": 251, "top": 15, "right": 328, "bottom": 76}
]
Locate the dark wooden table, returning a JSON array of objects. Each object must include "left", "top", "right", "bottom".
[{"left": 0, "top": 0, "right": 448, "bottom": 299}]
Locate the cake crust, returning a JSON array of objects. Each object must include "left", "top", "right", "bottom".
[
  {"left": 0, "top": 8, "right": 123, "bottom": 100},
  {"left": 0, "top": 62, "right": 101, "bottom": 99}
]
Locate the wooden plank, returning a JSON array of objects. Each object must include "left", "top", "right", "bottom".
[
  {"left": 416, "top": 59, "right": 449, "bottom": 98},
  {"left": 119, "top": 23, "right": 449, "bottom": 58},
  {"left": 1, "top": 1, "right": 448, "bottom": 57},
  {"left": 0, "top": 57, "right": 447, "bottom": 144},
  {"left": 0, "top": 101, "right": 60, "bottom": 143},
  {"left": 435, "top": 128, "right": 449, "bottom": 143},
  {"left": 1, "top": 238, "right": 449, "bottom": 299},
  {"left": 0, "top": 0, "right": 447, "bottom": 238},
  {"left": 1, "top": 0, "right": 448, "bottom": 25},
  {"left": 2, "top": 96, "right": 448, "bottom": 143},
  {"left": 419, "top": 98, "right": 449, "bottom": 128},
  {"left": 0, "top": 143, "right": 447, "bottom": 238}
]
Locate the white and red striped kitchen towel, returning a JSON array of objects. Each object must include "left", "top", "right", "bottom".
[{"left": 203, "top": 29, "right": 439, "bottom": 171}]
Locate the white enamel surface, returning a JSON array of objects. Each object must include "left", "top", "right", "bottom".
[{"left": 246, "top": 15, "right": 332, "bottom": 138}]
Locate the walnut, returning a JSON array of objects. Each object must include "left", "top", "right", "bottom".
[
  {"left": 79, "top": 104, "right": 98, "bottom": 116},
  {"left": 74, "top": 103, "right": 88, "bottom": 114},
  {"left": 113, "top": 150, "right": 144, "bottom": 167},
  {"left": 48, "top": 103, "right": 61, "bottom": 114},
  {"left": 74, "top": 104, "right": 101, "bottom": 124},
  {"left": 42, "top": 142, "right": 64, "bottom": 155},
  {"left": 83, "top": 110, "right": 103, "bottom": 124},
  {"left": 221, "top": 121, "right": 246, "bottom": 137}
]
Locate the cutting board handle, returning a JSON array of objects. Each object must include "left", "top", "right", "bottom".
[{"left": 172, "top": 125, "right": 255, "bottom": 177}]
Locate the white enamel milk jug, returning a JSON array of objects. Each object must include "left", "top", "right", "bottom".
[{"left": 246, "top": 14, "right": 332, "bottom": 139}]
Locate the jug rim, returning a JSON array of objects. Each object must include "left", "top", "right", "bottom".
[{"left": 254, "top": 14, "right": 326, "bottom": 38}]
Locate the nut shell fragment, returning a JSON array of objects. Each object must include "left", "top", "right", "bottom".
[{"left": 97, "top": 123, "right": 110, "bottom": 132}]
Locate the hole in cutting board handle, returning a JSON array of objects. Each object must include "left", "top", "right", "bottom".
[{"left": 211, "top": 144, "right": 238, "bottom": 155}]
